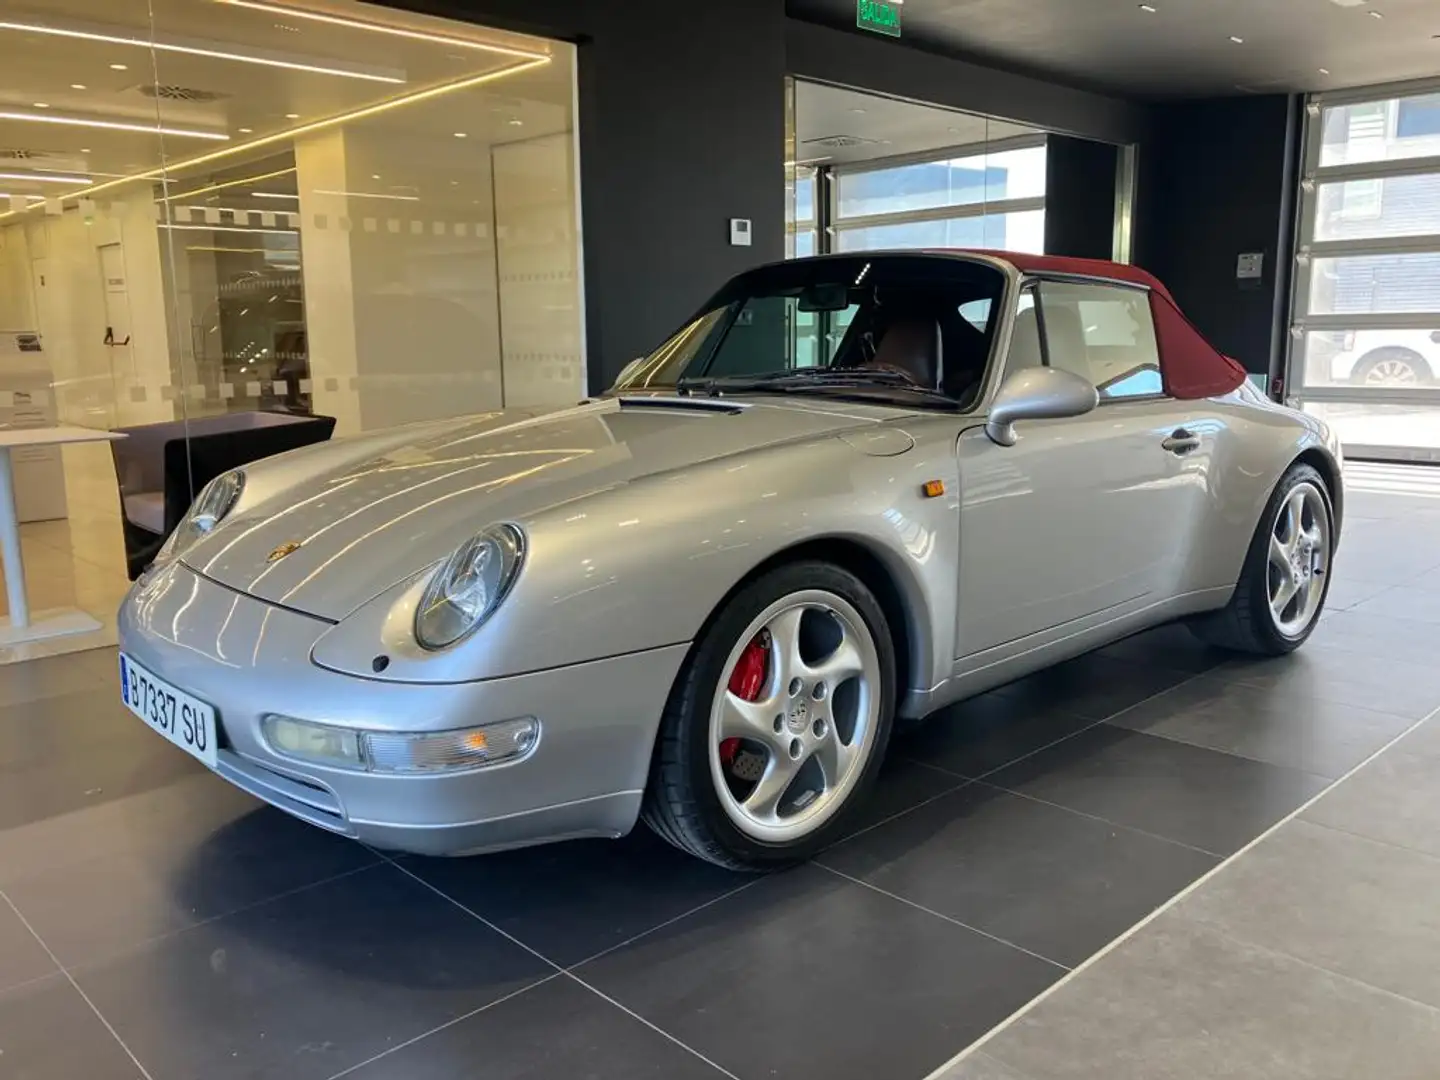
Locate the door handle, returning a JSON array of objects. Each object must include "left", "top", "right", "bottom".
[{"left": 1161, "top": 428, "right": 1201, "bottom": 455}]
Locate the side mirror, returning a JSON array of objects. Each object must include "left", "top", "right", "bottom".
[{"left": 985, "top": 367, "right": 1099, "bottom": 447}]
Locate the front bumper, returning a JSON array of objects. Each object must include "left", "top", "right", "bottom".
[{"left": 117, "top": 562, "right": 689, "bottom": 856}]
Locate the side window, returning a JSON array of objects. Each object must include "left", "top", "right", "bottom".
[
  {"left": 1035, "top": 280, "right": 1163, "bottom": 401},
  {"left": 1005, "top": 289, "right": 1045, "bottom": 370}
]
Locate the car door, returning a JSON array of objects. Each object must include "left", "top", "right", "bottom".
[{"left": 953, "top": 278, "right": 1213, "bottom": 662}]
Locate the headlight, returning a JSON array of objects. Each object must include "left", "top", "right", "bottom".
[
  {"left": 158, "top": 470, "right": 245, "bottom": 560},
  {"left": 415, "top": 524, "right": 524, "bottom": 650},
  {"left": 261, "top": 714, "right": 539, "bottom": 773}
]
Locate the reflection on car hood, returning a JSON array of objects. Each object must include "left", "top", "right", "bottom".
[{"left": 186, "top": 395, "right": 897, "bottom": 620}]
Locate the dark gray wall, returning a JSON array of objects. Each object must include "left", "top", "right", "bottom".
[
  {"left": 784, "top": 21, "right": 1150, "bottom": 146},
  {"left": 1044, "top": 135, "right": 1119, "bottom": 261},
  {"left": 1134, "top": 95, "right": 1302, "bottom": 378},
  {"left": 386, "top": 0, "right": 789, "bottom": 391}
]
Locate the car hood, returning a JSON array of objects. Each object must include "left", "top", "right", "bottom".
[{"left": 186, "top": 395, "right": 900, "bottom": 620}]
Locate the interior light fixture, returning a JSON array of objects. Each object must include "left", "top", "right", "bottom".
[
  {"left": 1229, "top": 34, "right": 1244, "bottom": 43},
  {"left": 312, "top": 188, "right": 419, "bottom": 201},
  {"left": 250, "top": 190, "right": 298, "bottom": 199},
  {"left": 1368, "top": 9, "right": 1383, "bottom": 17},
  {"left": 2, "top": 57, "right": 548, "bottom": 222},
  {"left": 109, "top": 62, "right": 127, "bottom": 70},
  {"left": 1139, "top": 4, "right": 1157, "bottom": 11},
  {"left": 0, "top": 110, "right": 228, "bottom": 140},
  {"left": 32, "top": 102, "right": 50, "bottom": 108},
  {"left": 0, "top": 19, "right": 405, "bottom": 84},
  {"left": 0, "top": 170, "right": 90, "bottom": 184},
  {"left": 212, "top": 0, "right": 551, "bottom": 60},
  {"left": 453, "top": 131, "right": 468, "bottom": 138},
  {"left": 284, "top": 112, "right": 300, "bottom": 119},
  {"left": 70, "top": 83, "right": 86, "bottom": 89},
  {"left": 506, "top": 118, "right": 523, "bottom": 126},
  {"left": 238, "top": 126, "right": 253, "bottom": 133},
  {"left": 1319, "top": 67, "right": 1331, "bottom": 74},
  {"left": 0, "top": 194, "right": 45, "bottom": 202}
]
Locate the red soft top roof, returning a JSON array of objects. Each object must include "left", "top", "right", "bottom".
[{"left": 933, "top": 248, "right": 1243, "bottom": 401}]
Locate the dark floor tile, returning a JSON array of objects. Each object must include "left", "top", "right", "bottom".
[
  {"left": 990, "top": 653, "right": 1197, "bottom": 721},
  {"left": 1091, "top": 623, "right": 1228, "bottom": 675},
  {"left": 0, "top": 688, "right": 202, "bottom": 830},
  {"left": 346, "top": 974, "right": 725, "bottom": 1079},
  {"left": 0, "top": 975, "right": 144, "bottom": 1080},
  {"left": 0, "top": 652, "right": 109, "bottom": 708},
  {"left": 899, "top": 690, "right": 1095, "bottom": 779},
  {"left": 1307, "top": 609, "right": 1440, "bottom": 668},
  {"left": 1211, "top": 646, "right": 1440, "bottom": 721},
  {"left": 72, "top": 864, "right": 552, "bottom": 1080},
  {"left": 400, "top": 828, "right": 750, "bottom": 969},
  {"left": 1321, "top": 577, "right": 1396, "bottom": 612},
  {"left": 0, "top": 897, "right": 56, "bottom": 993},
  {"left": 4, "top": 798, "right": 377, "bottom": 968},
  {"left": 987, "top": 725, "right": 1329, "bottom": 855},
  {"left": 823, "top": 783, "right": 1216, "bottom": 967},
  {"left": 847, "top": 752, "right": 970, "bottom": 830},
  {"left": 576, "top": 863, "right": 1060, "bottom": 1080},
  {"left": 1109, "top": 676, "right": 1414, "bottom": 779}
]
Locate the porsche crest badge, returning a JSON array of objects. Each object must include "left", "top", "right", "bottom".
[{"left": 267, "top": 541, "right": 303, "bottom": 562}]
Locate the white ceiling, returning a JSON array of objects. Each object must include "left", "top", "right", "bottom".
[
  {"left": 789, "top": 0, "right": 1440, "bottom": 98},
  {"left": 0, "top": 0, "right": 573, "bottom": 212},
  {"left": 793, "top": 80, "right": 1042, "bottom": 166}
]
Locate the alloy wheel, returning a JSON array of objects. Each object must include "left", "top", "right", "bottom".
[
  {"left": 1363, "top": 358, "right": 1421, "bottom": 386},
  {"left": 707, "top": 590, "right": 882, "bottom": 843},
  {"left": 1266, "top": 481, "right": 1330, "bottom": 638}
]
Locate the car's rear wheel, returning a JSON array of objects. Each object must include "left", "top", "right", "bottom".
[
  {"left": 642, "top": 561, "right": 895, "bottom": 870},
  {"left": 1189, "top": 463, "right": 1334, "bottom": 655}
]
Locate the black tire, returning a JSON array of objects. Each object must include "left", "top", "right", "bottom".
[
  {"left": 642, "top": 560, "right": 897, "bottom": 871},
  {"left": 1188, "top": 462, "right": 1335, "bottom": 656}
]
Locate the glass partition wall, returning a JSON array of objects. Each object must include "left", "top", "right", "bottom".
[
  {"left": 0, "top": 0, "right": 583, "bottom": 653},
  {"left": 785, "top": 79, "right": 1049, "bottom": 260},
  {"left": 1288, "top": 82, "right": 1440, "bottom": 462}
]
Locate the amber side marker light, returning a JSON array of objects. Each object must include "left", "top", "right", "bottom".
[{"left": 922, "top": 480, "right": 946, "bottom": 498}]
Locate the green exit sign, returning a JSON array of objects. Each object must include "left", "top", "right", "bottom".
[{"left": 857, "top": 0, "right": 902, "bottom": 37}]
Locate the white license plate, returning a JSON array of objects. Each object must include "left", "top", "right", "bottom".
[{"left": 119, "top": 653, "right": 218, "bottom": 769}]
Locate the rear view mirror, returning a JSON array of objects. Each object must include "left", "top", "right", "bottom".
[
  {"left": 985, "top": 367, "right": 1099, "bottom": 447},
  {"left": 798, "top": 284, "right": 849, "bottom": 313}
]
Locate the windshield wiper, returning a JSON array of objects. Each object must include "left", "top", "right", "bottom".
[{"left": 678, "top": 368, "right": 919, "bottom": 394}]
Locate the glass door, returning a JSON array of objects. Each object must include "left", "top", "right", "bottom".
[{"left": 1289, "top": 85, "right": 1440, "bottom": 463}]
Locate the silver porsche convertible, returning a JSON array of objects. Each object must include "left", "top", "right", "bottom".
[{"left": 117, "top": 251, "right": 1343, "bottom": 869}]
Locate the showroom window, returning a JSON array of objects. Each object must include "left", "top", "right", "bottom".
[
  {"left": 831, "top": 139, "right": 1047, "bottom": 256},
  {"left": 1288, "top": 82, "right": 1440, "bottom": 462}
]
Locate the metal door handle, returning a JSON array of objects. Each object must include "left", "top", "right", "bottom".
[{"left": 1161, "top": 429, "right": 1201, "bottom": 455}]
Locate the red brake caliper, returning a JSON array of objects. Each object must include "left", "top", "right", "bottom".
[{"left": 721, "top": 631, "right": 769, "bottom": 766}]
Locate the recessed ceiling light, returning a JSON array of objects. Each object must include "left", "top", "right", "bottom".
[
  {"left": 1139, "top": 4, "right": 1157, "bottom": 12},
  {"left": 284, "top": 113, "right": 300, "bottom": 119},
  {"left": 453, "top": 131, "right": 468, "bottom": 138},
  {"left": 371, "top": 173, "right": 381, "bottom": 180},
  {"left": 1229, "top": 34, "right": 1244, "bottom": 43},
  {"left": 70, "top": 83, "right": 86, "bottom": 90},
  {"left": 238, "top": 127, "right": 252, "bottom": 133},
  {"left": 80, "top": 147, "right": 90, "bottom": 153},
  {"left": 849, "top": 107, "right": 867, "bottom": 114},
  {"left": 1319, "top": 67, "right": 1331, "bottom": 75},
  {"left": 507, "top": 118, "right": 523, "bottom": 126},
  {"left": 1368, "top": 9, "right": 1383, "bottom": 17},
  {"left": 109, "top": 62, "right": 128, "bottom": 70}
]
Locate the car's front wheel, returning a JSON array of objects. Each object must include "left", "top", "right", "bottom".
[
  {"left": 1189, "top": 462, "right": 1335, "bottom": 655},
  {"left": 643, "top": 561, "right": 895, "bottom": 870}
]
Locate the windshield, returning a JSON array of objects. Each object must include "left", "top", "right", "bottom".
[{"left": 612, "top": 255, "right": 1006, "bottom": 409}]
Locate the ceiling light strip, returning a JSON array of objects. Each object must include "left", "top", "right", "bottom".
[
  {"left": 0, "top": 170, "right": 90, "bottom": 184},
  {"left": 1, "top": 56, "right": 549, "bottom": 222},
  {"left": 212, "top": 0, "right": 550, "bottom": 60},
  {"left": 0, "top": 110, "right": 227, "bottom": 140},
  {"left": 0, "top": 19, "right": 405, "bottom": 83},
  {"left": 163, "top": 167, "right": 298, "bottom": 203}
]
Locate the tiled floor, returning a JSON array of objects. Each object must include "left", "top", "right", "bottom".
[{"left": 2, "top": 463, "right": 1439, "bottom": 1080}]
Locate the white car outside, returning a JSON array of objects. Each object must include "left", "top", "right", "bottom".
[{"left": 1330, "top": 329, "right": 1440, "bottom": 387}]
